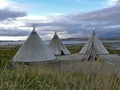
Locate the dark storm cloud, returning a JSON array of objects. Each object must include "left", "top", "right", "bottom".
[
  {"left": 0, "top": 29, "right": 29, "bottom": 36},
  {"left": 117, "top": 0, "right": 120, "bottom": 5},
  {"left": 36, "top": 5, "right": 120, "bottom": 38},
  {"left": 1, "top": 3, "right": 120, "bottom": 39},
  {"left": 0, "top": 7, "right": 27, "bottom": 21},
  {"left": 74, "top": 6, "right": 120, "bottom": 23}
]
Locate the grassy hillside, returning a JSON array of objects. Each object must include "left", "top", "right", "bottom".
[
  {"left": 0, "top": 66, "right": 120, "bottom": 90},
  {"left": 0, "top": 46, "right": 18, "bottom": 68},
  {"left": 0, "top": 45, "right": 120, "bottom": 90},
  {"left": 67, "top": 45, "right": 120, "bottom": 54},
  {"left": 0, "top": 45, "right": 120, "bottom": 68}
]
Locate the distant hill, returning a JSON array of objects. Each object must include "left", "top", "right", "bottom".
[
  {"left": 0, "top": 37, "right": 119, "bottom": 42},
  {"left": 62, "top": 38, "right": 88, "bottom": 41},
  {"left": 101, "top": 37, "right": 120, "bottom": 40},
  {"left": 61, "top": 37, "right": 120, "bottom": 41}
]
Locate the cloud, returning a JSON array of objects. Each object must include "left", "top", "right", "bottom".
[
  {"left": 0, "top": 0, "right": 120, "bottom": 40},
  {"left": 26, "top": 5, "right": 120, "bottom": 39},
  {"left": 71, "top": 6, "right": 120, "bottom": 38},
  {"left": 0, "top": 0, "right": 27, "bottom": 21},
  {"left": 1, "top": 4, "right": 120, "bottom": 40},
  {"left": 74, "top": 6, "right": 120, "bottom": 22},
  {"left": 71, "top": 5, "right": 120, "bottom": 38},
  {"left": 0, "top": 28, "right": 29, "bottom": 36},
  {"left": 0, "top": 8, "right": 26, "bottom": 21},
  {"left": 107, "top": 0, "right": 120, "bottom": 6}
]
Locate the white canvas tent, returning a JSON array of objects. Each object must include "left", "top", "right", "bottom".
[
  {"left": 48, "top": 32, "right": 71, "bottom": 55},
  {"left": 13, "top": 27, "right": 56, "bottom": 62},
  {"left": 79, "top": 31, "right": 109, "bottom": 61}
]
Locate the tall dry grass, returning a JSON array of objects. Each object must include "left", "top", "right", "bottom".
[
  {"left": 0, "top": 64, "right": 120, "bottom": 90},
  {"left": 0, "top": 46, "right": 120, "bottom": 90}
]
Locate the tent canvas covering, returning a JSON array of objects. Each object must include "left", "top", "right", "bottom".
[
  {"left": 49, "top": 32, "right": 71, "bottom": 55},
  {"left": 13, "top": 27, "right": 56, "bottom": 62},
  {"left": 79, "top": 31, "right": 109, "bottom": 61}
]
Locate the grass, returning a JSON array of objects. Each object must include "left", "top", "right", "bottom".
[
  {"left": 108, "top": 49, "right": 120, "bottom": 55},
  {"left": 67, "top": 45, "right": 83, "bottom": 53},
  {"left": 0, "top": 66, "right": 120, "bottom": 90},
  {"left": 67, "top": 45, "right": 120, "bottom": 55},
  {"left": 0, "top": 46, "right": 18, "bottom": 68},
  {"left": 0, "top": 45, "right": 120, "bottom": 90}
]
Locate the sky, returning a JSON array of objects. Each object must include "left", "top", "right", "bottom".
[{"left": 0, "top": 0, "right": 120, "bottom": 41}]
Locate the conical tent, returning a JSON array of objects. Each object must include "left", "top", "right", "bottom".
[
  {"left": 79, "top": 31, "right": 109, "bottom": 60},
  {"left": 13, "top": 27, "right": 56, "bottom": 62},
  {"left": 48, "top": 32, "right": 71, "bottom": 55}
]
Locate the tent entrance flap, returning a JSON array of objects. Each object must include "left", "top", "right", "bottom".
[{"left": 61, "top": 50, "right": 65, "bottom": 55}]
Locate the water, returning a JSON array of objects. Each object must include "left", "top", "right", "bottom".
[
  {"left": 0, "top": 40, "right": 86, "bottom": 46},
  {"left": 116, "top": 47, "right": 120, "bottom": 50},
  {"left": 45, "top": 40, "right": 86, "bottom": 45},
  {"left": 113, "top": 45, "right": 120, "bottom": 50},
  {"left": 0, "top": 41, "right": 24, "bottom": 46},
  {"left": 0, "top": 40, "right": 120, "bottom": 50}
]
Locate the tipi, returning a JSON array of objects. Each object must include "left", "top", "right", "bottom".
[
  {"left": 79, "top": 31, "right": 109, "bottom": 61},
  {"left": 48, "top": 32, "right": 71, "bottom": 55},
  {"left": 13, "top": 27, "right": 56, "bottom": 62}
]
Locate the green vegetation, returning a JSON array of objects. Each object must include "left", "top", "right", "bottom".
[
  {"left": 0, "top": 45, "right": 120, "bottom": 90},
  {"left": 67, "top": 45, "right": 83, "bottom": 53},
  {"left": 0, "top": 66, "right": 120, "bottom": 90},
  {"left": 67, "top": 45, "right": 120, "bottom": 55},
  {"left": 0, "top": 46, "right": 18, "bottom": 68},
  {"left": 108, "top": 49, "right": 120, "bottom": 55}
]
